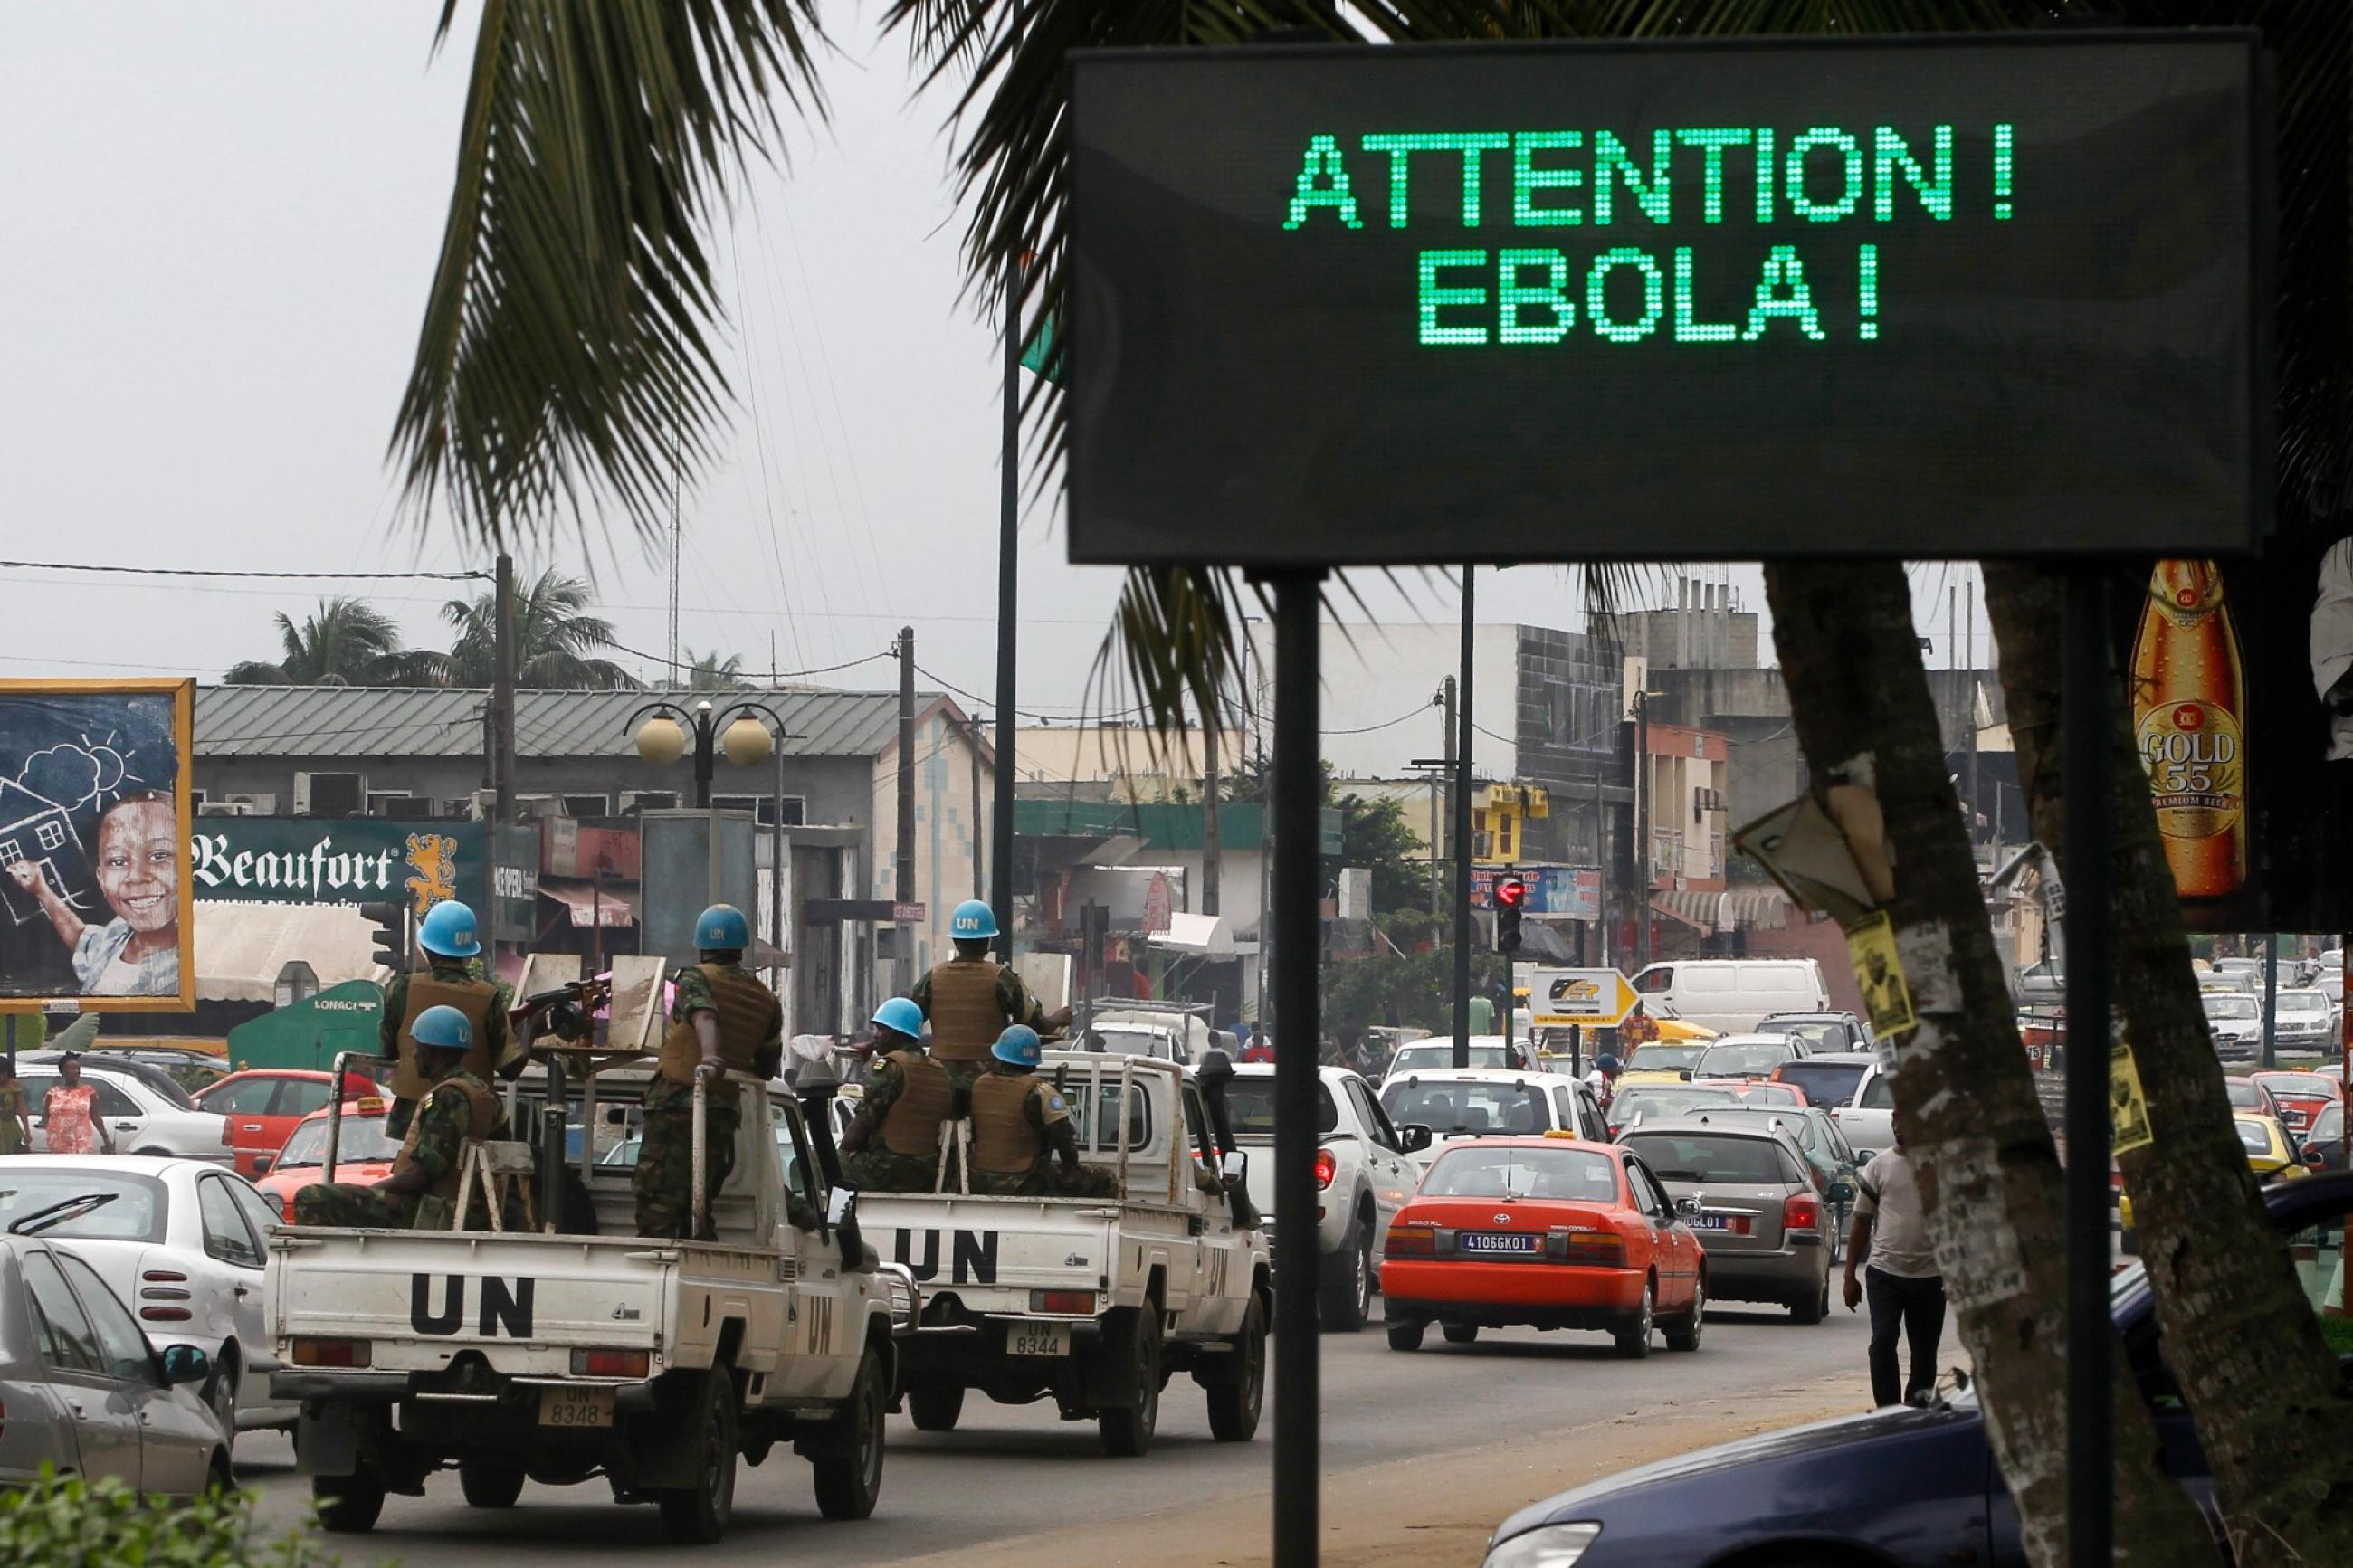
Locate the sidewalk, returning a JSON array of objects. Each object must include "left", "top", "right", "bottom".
[{"left": 892, "top": 1372, "right": 1875, "bottom": 1568}]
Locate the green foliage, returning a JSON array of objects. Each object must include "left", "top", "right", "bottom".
[
  {"left": 1336, "top": 793, "right": 1433, "bottom": 914},
  {"left": 685, "top": 649, "right": 752, "bottom": 688},
  {"left": 0, "top": 1467, "right": 342, "bottom": 1568},
  {"left": 1324, "top": 909, "right": 1508, "bottom": 1044},
  {"left": 441, "top": 568, "right": 635, "bottom": 688},
  {"left": 223, "top": 597, "right": 439, "bottom": 687}
]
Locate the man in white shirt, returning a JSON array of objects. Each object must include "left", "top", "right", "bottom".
[{"left": 1843, "top": 1139, "right": 1946, "bottom": 1407}]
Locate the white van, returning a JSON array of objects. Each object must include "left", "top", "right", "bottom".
[{"left": 1628, "top": 959, "right": 1829, "bottom": 1034}]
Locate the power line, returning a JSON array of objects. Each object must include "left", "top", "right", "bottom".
[
  {"left": 0, "top": 559, "right": 488, "bottom": 582},
  {"left": 1324, "top": 702, "right": 1440, "bottom": 737}
]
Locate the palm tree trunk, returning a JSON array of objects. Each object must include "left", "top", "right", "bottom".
[
  {"left": 1983, "top": 561, "right": 2353, "bottom": 1567},
  {"left": 1764, "top": 560, "right": 2210, "bottom": 1568}
]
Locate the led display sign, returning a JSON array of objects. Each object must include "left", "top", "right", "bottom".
[{"left": 1065, "top": 33, "right": 2270, "bottom": 565}]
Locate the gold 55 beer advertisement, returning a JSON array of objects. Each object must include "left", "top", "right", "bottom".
[{"left": 0, "top": 679, "right": 196, "bottom": 1010}]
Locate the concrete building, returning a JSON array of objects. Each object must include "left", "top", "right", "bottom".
[{"left": 1012, "top": 725, "right": 1250, "bottom": 803}]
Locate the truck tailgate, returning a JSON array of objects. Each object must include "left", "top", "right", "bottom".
[
  {"left": 858, "top": 1195, "right": 1117, "bottom": 1313},
  {"left": 271, "top": 1229, "right": 670, "bottom": 1376}
]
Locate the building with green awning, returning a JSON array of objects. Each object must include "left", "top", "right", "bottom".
[{"left": 224, "top": 979, "right": 383, "bottom": 1072}]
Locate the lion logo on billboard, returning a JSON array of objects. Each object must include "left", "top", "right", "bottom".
[{"left": 404, "top": 832, "right": 459, "bottom": 916}]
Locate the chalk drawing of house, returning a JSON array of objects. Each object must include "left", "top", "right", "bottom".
[{"left": 0, "top": 778, "right": 85, "bottom": 926}]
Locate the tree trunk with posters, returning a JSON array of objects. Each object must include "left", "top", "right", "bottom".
[
  {"left": 1984, "top": 560, "right": 2353, "bottom": 1567},
  {"left": 1765, "top": 559, "right": 2209, "bottom": 1568}
]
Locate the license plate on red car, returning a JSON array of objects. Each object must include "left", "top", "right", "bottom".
[
  {"left": 1692, "top": 1212, "right": 1752, "bottom": 1234},
  {"left": 1460, "top": 1231, "right": 1539, "bottom": 1254}
]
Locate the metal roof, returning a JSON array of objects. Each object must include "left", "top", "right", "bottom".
[{"left": 195, "top": 686, "right": 962, "bottom": 761}]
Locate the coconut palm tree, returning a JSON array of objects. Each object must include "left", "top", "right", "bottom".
[
  {"left": 222, "top": 597, "right": 440, "bottom": 686},
  {"left": 387, "top": 4, "right": 2353, "bottom": 1561},
  {"left": 441, "top": 568, "right": 636, "bottom": 689},
  {"left": 685, "top": 648, "right": 752, "bottom": 688}
]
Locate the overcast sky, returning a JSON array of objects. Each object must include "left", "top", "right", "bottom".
[{"left": 1, "top": 4, "right": 1983, "bottom": 718}]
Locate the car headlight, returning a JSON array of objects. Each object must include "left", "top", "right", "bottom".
[{"left": 1484, "top": 1523, "right": 1602, "bottom": 1567}]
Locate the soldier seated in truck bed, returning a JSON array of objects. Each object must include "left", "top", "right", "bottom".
[{"left": 968, "top": 1027, "right": 1119, "bottom": 1198}]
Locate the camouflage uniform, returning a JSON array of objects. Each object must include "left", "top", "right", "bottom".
[
  {"left": 840, "top": 1050, "right": 983, "bottom": 1193},
  {"left": 634, "top": 964, "right": 782, "bottom": 1240},
  {"left": 381, "top": 960, "right": 519, "bottom": 1139},
  {"left": 296, "top": 1068, "right": 508, "bottom": 1231},
  {"left": 969, "top": 1065, "right": 1120, "bottom": 1199}
]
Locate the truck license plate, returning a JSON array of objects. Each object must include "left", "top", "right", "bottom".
[
  {"left": 539, "top": 1386, "right": 615, "bottom": 1429},
  {"left": 1006, "top": 1323, "right": 1070, "bottom": 1358}
]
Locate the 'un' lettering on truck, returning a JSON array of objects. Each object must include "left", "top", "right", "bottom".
[
  {"left": 409, "top": 1273, "right": 535, "bottom": 1337},
  {"left": 891, "top": 1229, "right": 999, "bottom": 1285}
]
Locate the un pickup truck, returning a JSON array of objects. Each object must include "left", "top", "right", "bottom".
[
  {"left": 267, "top": 1069, "right": 917, "bottom": 1545},
  {"left": 852, "top": 1051, "right": 1270, "bottom": 1456}
]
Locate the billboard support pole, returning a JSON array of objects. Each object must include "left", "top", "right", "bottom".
[
  {"left": 1266, "top": 569, "right": 1322, "bottom": 1568},
  {"left": 2062, "top": 568, "right": 2114, "bottom": 1568},
  {"left": 1453, "top": 567, "right": 1475, "bottom": 1070}
]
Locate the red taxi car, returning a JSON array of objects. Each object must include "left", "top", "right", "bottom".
[
  {"left": 1693, "top": 1079, "right": 1810, "bottom": 1109},
  {"left": 2249, "top": 1071, "right": 2343, "bottom": 1137},
  {"left": 252, "top": 1099, "right": 400, "bottom": 1221},
  {"left": 1380, "top": 1136, "right": 1705, "bottom": 1358},
  {"left": 195, "top": 1068, "right": 379, "bottom": 1178}
]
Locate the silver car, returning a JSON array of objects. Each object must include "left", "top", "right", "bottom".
[
  {"left": 0, "top": 1215, "right": 229, "bottom": 1492},
  {"left": 1617, "top": 1117, "right": 1836, "bottom": 1322}
]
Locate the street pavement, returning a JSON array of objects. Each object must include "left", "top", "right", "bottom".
[{"left": 241, "top": 1298, "right": 1887, "bottom": 1565}]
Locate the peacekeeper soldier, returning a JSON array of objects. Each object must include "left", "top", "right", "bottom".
[
  {"left": 911, "top": 900, "right": 1071, "bottom": 1068},
  {"left": 968, "top": 1026, "right": 1119, "bottom": 1199},
  {"left": 381, "top": 900, "right": 520, "bottom": 1141},
  {"left": 297, "top": 1006, "right": 510, "bottom": 1231},
  {"left": 634, "top": 904, "right": 785, "bottom": 1240},
  {"left": 840, "top": 996, "right": 962, "bottom": 1193}
]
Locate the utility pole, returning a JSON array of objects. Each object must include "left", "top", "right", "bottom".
[
  {"left": 1634, "top": 689, "right": 1652, "bottom": 966},
  {"left": 1201, "top": 714, "right": 1222, "bottom": 916},
  {"left": 1435, "top": 678, "right": 1455, "bottom": 918},
  {"left": 1593, "top": 763, "right": 1609, "bottom": 967},
  {"left": 897, "top": 627, "right": 917, "bottom": 906},
  {"left": 992, "top": 256, "right": 1021, "bottom": 956},
  {"left": 1966, "top": 576, "right": 1981, "bottom": 858},
  {"left": 1453, "top": 567, "right": 1474, "bottom": 1070},
  {"left": 492, "top": 552, "right": 516, "bottom": 825},
  {"left": 967, "top": 712, "right": 986, "bottom": 901}
]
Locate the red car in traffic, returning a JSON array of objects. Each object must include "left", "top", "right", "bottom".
[
  {"left": 1380, "top": 1136, "right": 1706, "bottom": 1357},
  {"left": 195, "top": 1068, "right": 379, "bottom": 1178},
  {"left": 252, "top": 1100, "right": 401, "bottom": 1221},
  {"left": 2249, "top": 1071, "right": 2343, "bottom": 1137}
]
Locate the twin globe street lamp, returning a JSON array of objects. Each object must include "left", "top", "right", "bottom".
[{"left": 624, "top": 698, "right": 790, "bottom": 808}]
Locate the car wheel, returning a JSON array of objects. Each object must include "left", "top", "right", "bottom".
[
  {"left": 314, "top": 1470, "right": 386, "bottom": 1534},
  {"left": 1664, "top": 1274, "right": 1705, "bottom": 1353},
  {"left": 656, "top": 1370, "right": 738, "bottom": 1544},
  {"left": 1205, "top": 1297, "right": 1266, "bottom": 1443},
  {"left": 907, "top": 1385, "right": 965, "bottom": 1432},
  {"left": 1319, "top": 1217, "right": 1372, "bottom": 1333},
  {"left": 1613, "top": 1281, "right": 1654, "bottom": 1359},
  {"left": 1098, "top": 1305, "right": 1163, "bottom": 1457},
  {"left": 205, "top": 1352, "right": 240, "bottom": 1438},
  {"left": 207, "top": 1452, "right": 235, "bottom": 1495},
  {"left": 461, "top": 1460, "right": 527, "bottom": 1509},
  {"left": 1386, "top": 1318, "right": 1426, "bottom": 1352},
  {"left": 1441, "top": 1323, "right": 1479, "bottom": 1345},
  {"left": 811, "top": 1346, "right": 888, "bottom": 1520},
  {"left": 1792, "top": 1269, "right": 1830, "bottom": 1325}
]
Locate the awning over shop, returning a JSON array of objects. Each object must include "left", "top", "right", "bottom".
[
  {"left": 194, "top": 901, "right": 387, "bottom": 1003},
  {"left": 1650, "top": 888, "right": 1799, "bottom": 935},
  {"left": 1148, "top": 912, "right": 1234, "bottom": 955},
  {"left": 540, "top": 878, "right": 638, "bottom": 928}
]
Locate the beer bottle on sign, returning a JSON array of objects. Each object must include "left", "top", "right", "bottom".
[{"left": 2128, "top": 560, "right": 2246, "bottom": 899}]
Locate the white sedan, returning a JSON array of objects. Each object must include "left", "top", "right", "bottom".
[
  {"left": 19, "top": 1058, "right": 233, "bottom": 1162},
  {"left": 0, "top": 1156, "right": 294, "bottom": 1445}
]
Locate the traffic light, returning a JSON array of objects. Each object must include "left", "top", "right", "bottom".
[
  {"left": 360, "top": 900, "right": 410, "bottom": 972},
  {"left": 1495, "top": 875, "right": 1528, "bottom": 955}
]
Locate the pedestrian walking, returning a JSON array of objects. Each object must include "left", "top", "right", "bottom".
[
  {"left": 41, "top": 1052, "right": 114, "bottom": 1155},
  {"left": 0, "top": 1060, "right": 29, "bottom": 1155},
  {"left": 1843, "top": 1138, "right": 1947, "bottom": 1408}
]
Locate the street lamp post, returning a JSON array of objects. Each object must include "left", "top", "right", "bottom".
[{"left": 625, "top": 698, "right": 793, "bottom": 910}]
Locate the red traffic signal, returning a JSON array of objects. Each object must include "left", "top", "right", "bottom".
[{"left": 1495, "top": 876, "right": 1529, "bottom": 908}]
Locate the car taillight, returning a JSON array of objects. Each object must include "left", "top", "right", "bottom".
[
  {"left": 220, "top": 1120, "right": 235, "bottom": 1145},
  {"left": 1784, "top": 1193, "right": 1822, "bottom": 1233},
  {"left": 1313, "top": 1149, "right": 1337, "bottom": 1190},
  {"left": 291, "top": 1337, "right": 371, "bottom": 1369},
  {"left": 1385, "top": 1223, "right": 1436, "bottom": 1257},
  {"left": 568, "top": 1348, "right": 651, "bottom": 1377},
  {"left": 139, "top": 1306, "right": 193, "bottom": 1322},
  {"left": 1029, "top": 1290, "right": 1097, "bottom": 1316},
  {"left": 142, "top": 1269, "right": 187, "bottom": 1283},
  {"left": 1557, "top": 1230, "right": 1626, "bottom": 1266}
]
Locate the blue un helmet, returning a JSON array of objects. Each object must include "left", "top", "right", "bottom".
[
  {"left": 416, "top": 899, "right": 482, "bottom": 959},
  {"left": 991, "top": 1024, "right": 1042, "bottom": 1069},
  {"left": 696, "top": 904, "right": 751, "bottom": 953},
  {"left": 949, "top": 899, "right": 998, "bottom": 941},
  {"left": 410, "top": 1004, "right": 475, "bottom": 1054},
  {"left": 871, "top": 996, "right": 925, "bottom": 1041}
]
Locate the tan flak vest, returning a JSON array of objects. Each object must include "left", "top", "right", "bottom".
[
  {"left": 970, "top": 1072, "right": 1043, "bottom": 1174},
  {"left": 878, "top": 1050, "right": 955, "bottom": 1156},
  {"left": 926, "top": 959, "right": 1010, "bottom": 1062},
  {"left": 657, "top": 963, "right": 782, "bottom": 1087},
  {"left": 391, "top": 974, "right": 500, "bottom": 1101},
  {"left": 393, "top": 1072, "right": 503, "bottom": 1202}
]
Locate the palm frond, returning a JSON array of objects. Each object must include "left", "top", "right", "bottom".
[{"left": 392, "top": 0, "right": 829, "bottom": 549}]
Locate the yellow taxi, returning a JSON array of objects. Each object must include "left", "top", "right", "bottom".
[
  {"left": 1615, "top": 1041, "right": 1712, "bottom": 1087},
  {"left": 2120, "top": 1112, "right": 2307, "bottom": 1230}
]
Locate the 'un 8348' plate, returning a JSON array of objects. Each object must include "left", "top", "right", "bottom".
[{"left": 539, "top": 1386, "right": 615, "bottom": 1428}]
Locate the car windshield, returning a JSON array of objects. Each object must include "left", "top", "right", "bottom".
[
  {"left": 2205, "top": 995, "right": 2259, "bottom": 1020},
  {"left": 1714, "top": 1081, "right": 1804, "bottom": 1107},
  {"left": 1609, "top": 1087, "right": 1736, "bottom": 1124},
  {"left": 1089, "top": 1028, "right": 1178, "bottom": 1060},
  {"left": 1710, "top": 1108, "right": 1828, "bottom": 1157},
  {"left": 2226, "top": 1079, "right": 2267, "bottom": 1108},
  {"left": 2310, "top": 1105, "right": 2344, "bottom": 1143},
  {"left": 90, "top": 1061, "right": 196, "bottom": 1110},
  {"left": 1381, "top": 1080, "right": 1550, "bottom": 1136},
  {"left": 1775, "top": 1060, "right": 1872, "bottom": 1107},
  {"left": 2276, "top": 992, "right": 2330, "bottom": 1014},
  {"left": 0, "top": 1171, "right": 169, "bottom": 1242},
  {"left": 1392, "top": 1044, "right": 1521, "bottom": 1075},
  {"left": 1225, "top": 1079, "right": 1339, "bottom": 1139},
  {"left": 1758, "top": 1020, "right": 1843, "bottom": 1050},
  {"left": 1621, "top": 1132, "right": 1795, "bottom": 1185},
  {"left": 2234, "top": 1119, "right": 2275, "bottom": 1155},
  {"left": 1625, "top": 1043, "right": 1706, "bottom": 1073},
  {"left": 1695, "top": 1042, "right": 1789, "bottom": 1078},
  {"left": 276, "top": 1115, "right": 399, "bottom": 1167},
  {"left": 1859, "top": 1075, "right": 1897, "bottom": 1109},
  {"left": 2258, "top": 1074, "right": 2338, "bottom": 1098},
  {"left": 1421, "top": 1145, "right": 1620, "bottom": 1201}
]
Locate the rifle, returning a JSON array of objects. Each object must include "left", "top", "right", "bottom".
[{"left": 509, "top": 974, "right": 614, "bottom": 1043}]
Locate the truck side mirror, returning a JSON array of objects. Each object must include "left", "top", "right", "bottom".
[
  {"left": 825, "top": 1186, "right": 867, "bottom": 1265},
  {"left": 1399, "top": 1123, "right": 1434, "bottom": 1154},
  {"left": 1221, "top": 1150, "right": 1248, "bottom": 1183}
]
